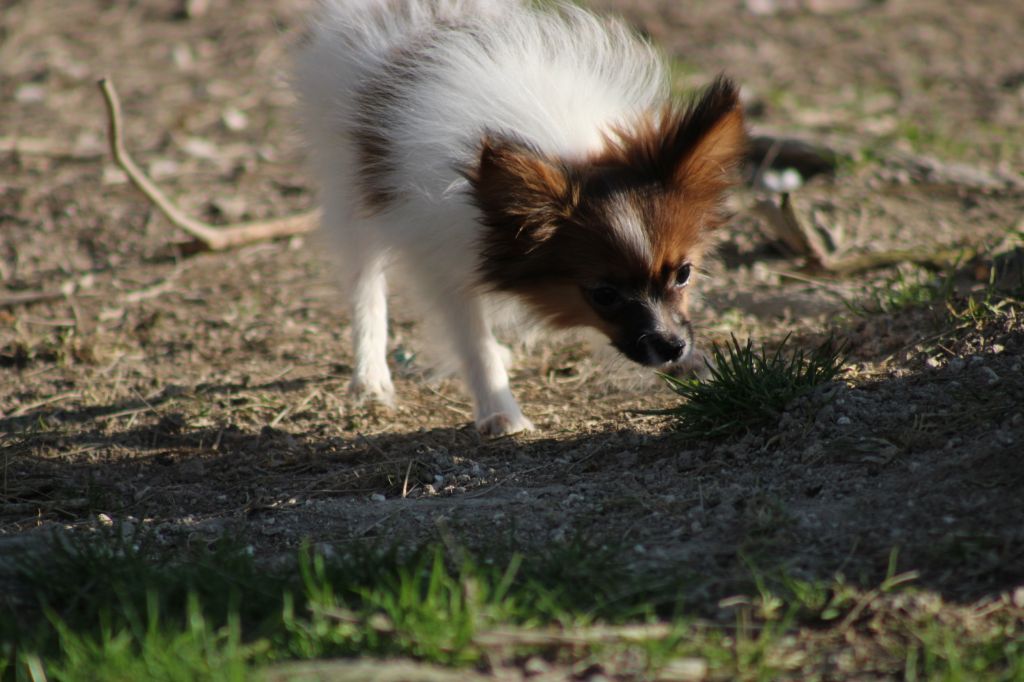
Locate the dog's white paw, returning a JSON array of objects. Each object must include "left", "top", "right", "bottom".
[
  {"left": 475, "top": 411, "right": 534, "bottom": 438},
  {"left": 348, "top": 374, "right": 395, "bottom": 406}
]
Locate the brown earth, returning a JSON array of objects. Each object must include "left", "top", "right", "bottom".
[{"left": 1, "top": 0, "right": 1023, "bottom": 675}]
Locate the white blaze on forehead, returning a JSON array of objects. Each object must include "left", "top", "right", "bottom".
[{"left": 607, "top": 194, "right": 653, "bottom": 266}]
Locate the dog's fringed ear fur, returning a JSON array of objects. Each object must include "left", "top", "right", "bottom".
[
  {"left": 606, "top": 76, "right": 746, "bottom": 197},
  {"left": 673, "top": 77, "right": 746, "bottom": 193},
  {"left": 466, "top": 137, "right": 577, "bottom": 246}
]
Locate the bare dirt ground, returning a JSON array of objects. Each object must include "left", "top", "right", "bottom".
[{"left": 2, "top": 0, "right": 1023, "bottom": 676}]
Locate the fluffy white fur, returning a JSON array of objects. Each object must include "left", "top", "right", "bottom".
[{"left": 294, "top": 0, "right": 670, "bottom": 436}]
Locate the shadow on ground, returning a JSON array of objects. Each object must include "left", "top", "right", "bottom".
[{"left": 4, "top": 348, "right": 1022, "bottom": 609}]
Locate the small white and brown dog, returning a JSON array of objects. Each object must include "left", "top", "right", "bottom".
[{"left": 294, "top": 0, "right": 746, "bottom": 436}]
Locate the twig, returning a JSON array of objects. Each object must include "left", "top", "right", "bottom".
[
  {"left": 0, "top": 136, "right": 103, "bottom": 159},
  {"left": 0, "top": 289, "right": 66, "bottom": 309},
  {"left": 6, "top": 391, "right": 81, "bottom": 418},
  {"left": 121, "top": 269, "right": 183, "bottom": 303},
  {"left": 315, "top": 603, "right": 682, "bottom": 647},
  {"left": 356, "top": 432, "right": 389, "bottom": 458},
  {"left": 269, "top": 389, "right": 319, "bottom": 427},
  {"left": 97, "top": 77, "right": 319, "bottom": 251},
  {"left": 750, "top": 129, "right": 1024, "bottom": 193},
  {"left": 2, "top": 498, "right": 90, "bottom": 514},
  {"left": 752, "top": 193, "right": 978, "bottom": 275},
  {"left": 752, "top": 193, "right": 830, "bottom": 267},
  {"left": 824, "top": 247, "right": 977, "bottom": 276},
  {"left": 838, "top": 570, "right": 919, "bottom": 633},
  {"left": 401, "top": 459, "right": 414, "bottom": 498}
]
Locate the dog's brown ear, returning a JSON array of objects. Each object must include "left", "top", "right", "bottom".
[
  {"left": 672, "top": 78, "right": 746, "bottom": 194},
  {"left": 466, "top": 136, "right": 576, "bottom": 245},
  {"left": 607, "top": 76, "right": 746, "bottom": 197}
]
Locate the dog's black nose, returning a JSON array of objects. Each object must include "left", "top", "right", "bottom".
[{"left": 644, "top": 335, "right": 686, "bottom": 365}]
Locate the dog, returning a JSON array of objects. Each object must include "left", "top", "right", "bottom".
[{"left": 294, "top": 0, "right": 746, "bottom": 436}]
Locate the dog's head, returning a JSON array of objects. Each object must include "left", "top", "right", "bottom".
[{"left": 466, "top": 77, "right": 746, "bottom": 369}]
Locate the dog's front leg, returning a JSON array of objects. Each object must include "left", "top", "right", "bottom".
[{"left": 438, "top": 294, "right": 533, "bottom": 437}]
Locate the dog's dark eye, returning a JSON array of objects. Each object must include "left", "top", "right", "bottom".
[
  {"left": 674, "top": 263, "right": 692, "bottom": 288},
  {"left": 588, "top": 285, "right": 621, "bottom": 308}
]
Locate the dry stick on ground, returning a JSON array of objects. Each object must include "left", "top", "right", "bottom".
[
  {"left": 752, "top": 193, "right": 977, "bottom": 275},
  {"left": 751, "top": 193, "right": 831, "bottom": 268},
  {"left": 752, "top": 130, "right": 1024, "bottom": 194},
  {"left": 1, "top": 267, "right": 181, "bottom": 310},
  {"left": 316, "top": 603, "right": 682, "bottom": 647},
  {"left": 0, "top": 136, "right": 104, "bottom": 159},
  {"left": 0, "top": 289, "right": 67, "bottom": 309},
  {"left": 97, "top": 77, "right": 319, "bottom": 251}
]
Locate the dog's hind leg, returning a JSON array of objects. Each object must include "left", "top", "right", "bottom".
[{"left": 346, "top": 252, "right": 395, "bottom": 405}]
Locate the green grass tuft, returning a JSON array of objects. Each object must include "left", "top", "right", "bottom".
[
  {"left": 661, "top": 335, "right": 846, "bottom": 439},
  {"left": 0, "top": 528, "right": 690, "bottom": 680},
  {"left": 848, "top": 267, "right": 955, "bottom": 317},
  {"left": 2, "top": 528, "right": 1021, "bottom": 680}
]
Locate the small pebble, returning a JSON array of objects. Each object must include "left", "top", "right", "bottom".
[
  {"left": 172, "top": 43, "right": 194, "bottom": 69},
  {"left": 222, "top": 106, "right": 249, "bottom": 131},
  {"left": 183, "top": 0, "right": 211, "bottom": 18},
  {"left": 180, "top": 136, "right": 218, "bottom": 161},
  {"left": 523, "top": 657, "right": 549, "bottom": 675},
  {"left": 148, "top": 159, "right": 180, "bottom": 180},
  {"left": 15, "top": 83, "right": 46, "bottom": 103},
  {"left": 102, "top": 165, "right": 128, "bottom": 185},
  {"left": 836, "top": 415, "right": 852, "bottom": 425},
  {"left": 761, "top": 167, "right": 804, "bottom": 192},
  {"left": 979, "top": 367, "right": 1000, "bottom": 385},
  {"left": 370, "top": 493, "right": 386, "bottom": 502},
  {"left": 660, "top": 659, "right": 708, "bottom": 681}
]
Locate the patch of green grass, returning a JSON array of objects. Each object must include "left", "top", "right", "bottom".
[
  {"left": 3, "top": 528, "right": 1021, "bottom": 681},
  {"left": 847, "top": 267, "right": 956, "bottom": 317},
  {"left": 842, "top": 243, "right": 1024, "bottom": 351},
  {"left": 889, "top": 120, "right": 972, "bottom": 160},
  {"left": 661, "top": 335, "right": 845, "bottom": 439},
  {"left": 1, "top": 528, "right": 687, "bottom": 680},
  {"left": 946, "top": 266, "right": 1023, "bottom": 329},
  {"left": 35, "top": 595, "right": 257, "bottom": 682}
]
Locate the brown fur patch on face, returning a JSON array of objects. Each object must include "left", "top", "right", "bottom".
[
  {"left": 515, "top": 282, "right": 617, "bottom": 336},
  {"left": 463, "top": 136, "right": 593, "bottom": 291},
  {"left": 469, "top": 137, "right": 576, "bottom": 243},
  {"left": 599, "top": 76, "right": 746, "bottom": 277}
]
